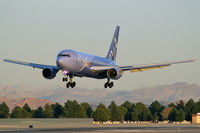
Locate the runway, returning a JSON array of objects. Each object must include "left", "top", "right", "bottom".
[
  {"left": 1, "top": 127, "right": 200, "bottom": 133},
  {"left": 1, "top": 119, "right": 200, "bottom": 133}
]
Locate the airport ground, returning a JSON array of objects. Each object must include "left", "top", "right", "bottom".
[
  {"left": 0, "top": 119, "right": 200, "bottom": 133},
  {"left": 1, "top": 125, "right": 200, "bottom": 133}
]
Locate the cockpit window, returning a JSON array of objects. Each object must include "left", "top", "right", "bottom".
[{"left": 59, "top": 54, "right": 71, "bottom": 57}]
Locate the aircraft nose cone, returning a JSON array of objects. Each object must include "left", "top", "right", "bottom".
[{"left": 57, "top": 58, "right": 64, "bottom": 68}]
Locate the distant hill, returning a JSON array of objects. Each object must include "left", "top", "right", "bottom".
[
  {"left": 0, "top": 82, "right": 200, "bottom": 107},
  {"left": 0, "top": 97, "right": 54, "bottom": 110}
]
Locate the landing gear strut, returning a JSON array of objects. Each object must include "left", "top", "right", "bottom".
[
  {"left": 62, "top": 71, "right": 68, "bottom": 82},
  {"left": 62, "top": 72, "right": 76, "bottom": 88},
  {"left": 104, "top": 78, "right": 114, "bottom": 88},
  {"left": 66, "top": 74, "right": 76, "bottom": 88}
]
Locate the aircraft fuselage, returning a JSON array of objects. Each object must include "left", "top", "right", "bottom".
[{"left": 56, "top": 50, "right": 117, "bottom": 79}]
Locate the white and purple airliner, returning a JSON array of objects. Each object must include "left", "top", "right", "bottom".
[{"left": 3, "top": 26, "right": 196, "bottom": 88}]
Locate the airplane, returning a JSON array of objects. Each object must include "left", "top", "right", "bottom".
[{"left": 3, "top": 26, "right": 196, "bottom": 88}]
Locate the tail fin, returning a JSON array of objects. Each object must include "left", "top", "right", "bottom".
[{"left": 106, "top": 26, "right": 120, "bottom": 61}]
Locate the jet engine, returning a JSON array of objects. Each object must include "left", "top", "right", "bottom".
[
  {"left": 107, "top": 68, "right": 122, "bottom": 80},
  {"left": 42, "top": 68, "right": 58, "bottom": 79}
]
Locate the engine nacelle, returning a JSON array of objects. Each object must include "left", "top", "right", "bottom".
[
  {"left": 42, "top": 68, "right": 57, "bottom": 79},
  {"left": 107, "top": 68, "right": 122, "bottom": 80}
]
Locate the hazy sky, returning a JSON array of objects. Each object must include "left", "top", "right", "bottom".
[{"left": 0, "top": 0, "right": 199, "bottom": 90}]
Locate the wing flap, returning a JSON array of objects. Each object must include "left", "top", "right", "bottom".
[{"left": 130, "top": 65, "right": 170, "bottom": 72}]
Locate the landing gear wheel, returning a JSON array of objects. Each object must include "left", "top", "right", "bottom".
[
  {"left": 104, "top": 82, "right": 108, "bottom": 88},
  {"left": 109, "top": 82, "right": 114, "bottom": 88},
  {"left": 63, "top": 77, "right": 68, "bottom": 82},
  {"left": 72, "top": 82, "right": 76, "bottom": 87},
  {"left": 65, "top": 74, "right": 76, "bottom": 88},
  {"left": 70, "top": 82, "right": 76, "bottom": 88},
  {"left": 66, "top": 82, "right": 76, "bottom": 88},
  {"left": 104, "top": 79, "right": 114, "bottom": 88},
  {"left": 66, "top": 82, "right": 70, "bottom": 88}
]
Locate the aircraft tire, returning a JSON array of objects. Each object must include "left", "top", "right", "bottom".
[
  {"left": 104, "top": 84, "right": 107, "bottom": 88},
  {"left": 73, "top": 82, "right": 76, "bottom": 87},
  {"left": 70, "top": 82, "right": 76, "bottom": 88},
  {"left": 66, "top": 82, "right": 70, "bottom": 88},
  {"left": 63, "top": 78, "right": 68, "bottom": 82},
  {"left": 104, "top": 82, "right": 108, "bottom": 88},
  {"left": 71, "top": 84, "right": 74, "bottom": 88},
  {"left": 109, "top": 82, "right": 114, "bottom": 88}
]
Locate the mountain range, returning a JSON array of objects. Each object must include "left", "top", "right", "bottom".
[
  {"left": 0, "top": 97, "right": 54, "bottom": 110},
  {"left": 0, "top": 82, "right": 200, "bottom": 109}
]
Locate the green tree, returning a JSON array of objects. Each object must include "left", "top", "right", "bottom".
[
  {"left": 108, "top": 101, "right": 117, "bottom": 111},
  {"left": 22, "top": 104, "right": 32, "bottom": 118},
  {"left": 152, "top": 112, "right": 158, "bottom": 122},
  {"left": 65, "top": 100, "right": 86, "bottom": 118},
  {"left": 132, "top": 102, "right": 151, "bottom": 121},
  {"left": 0, "top": 102, "right": 9, "bottom": 118},
  {"left": 176, "top": 109, "right": 185, "bottom": 122},
  {"left": 149, "top": 100, "right": 164, "bottom": 121},
  {"left": 32, "top": 106, "right": 45, "bottom": 118},
  {"left": 121, "top": 101, "right": 132, "bottom": 111},
  {"left": 53, "top": 103, "right": 65, "bottom": 118},
  {"left": 168, "top": 108, "right": 177, "bottom": 122},
  {"left": 23, "top": 103, "right": 31, "bottom": 113},
  {"left": 11, "top": 106, "right": 24, "bottom": 118},
  {"left": 132, "top": 108, "right": 139, "bottom": 121},
  {"left": 11, "top": 106, "right": 31, "bottom": 118},
  {"left": 195, "top": 99, "right": 200, "bottom": 112},
  {"left": 191, "top": 104, "right": 199, "bottom": 115},
  {"left": 108, "top": 101, "right": 124, "bottom": 121},
  {"left": 121, "top": 101, "right": 134, "bottom": 121},
  {"left": 168, "top": 103, "right": 175, "bottom": 107},
  {"left": 44, "top": 104, "right": 54, "bottom": 118},
  {"left": 119, "top": 106, "right": 127, "bottom": 120},
  {"left": 93, "top": 103, "right": 109, "bottom": 122},
  {"left": 176, "top": 100, "right": 185, "bottom": 111},
  {"left": 81, "top": 102, "right": 93, "bottom": 118},
  {"left": 185, "top": 99, "right": 195, "bottom": 121}
]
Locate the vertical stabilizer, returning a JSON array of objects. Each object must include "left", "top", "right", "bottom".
[{"left": 106, "top": 26, "right": 120, "bottom": 61}]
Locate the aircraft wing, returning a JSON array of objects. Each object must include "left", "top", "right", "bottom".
[
  {"left": 90, "top": 59, "right": 196, "bottom": 73},
  {"left": 119, "top": 59, "right": 196, "bottom": 72},
  {"left": 3, "top": 59, "right": 59, "bottom": 70}
]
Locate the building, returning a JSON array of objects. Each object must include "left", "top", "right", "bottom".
[{"left": 192, "top": 113, "right": 200, "bottom": 123}]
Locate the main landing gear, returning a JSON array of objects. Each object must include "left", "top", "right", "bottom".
[
  {"left": 104, "top": 78, "right": 114, "bottom": 88},
  {"left": 62, "top": 73, "right": 76, "bottom": 88}
]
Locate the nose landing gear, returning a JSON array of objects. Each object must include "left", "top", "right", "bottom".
[
  {"left": 66, "top": 75, "right": 76, "bottom": 88},
  {"left": 104, "top": 78, "right": 114, "bottom": 88},
  {"left": 62, "top": 71, "right": 76, "bottom": 88},
  {"left": 66, "top": 81, "right": 76, "bottom": 88},
  {"left": 62, "top": 71, "right": 68, "bottom": 82}
]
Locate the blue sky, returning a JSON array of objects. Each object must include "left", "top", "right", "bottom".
[{"left": 0, "top": 0, "right": 199, "bottom": 90}]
